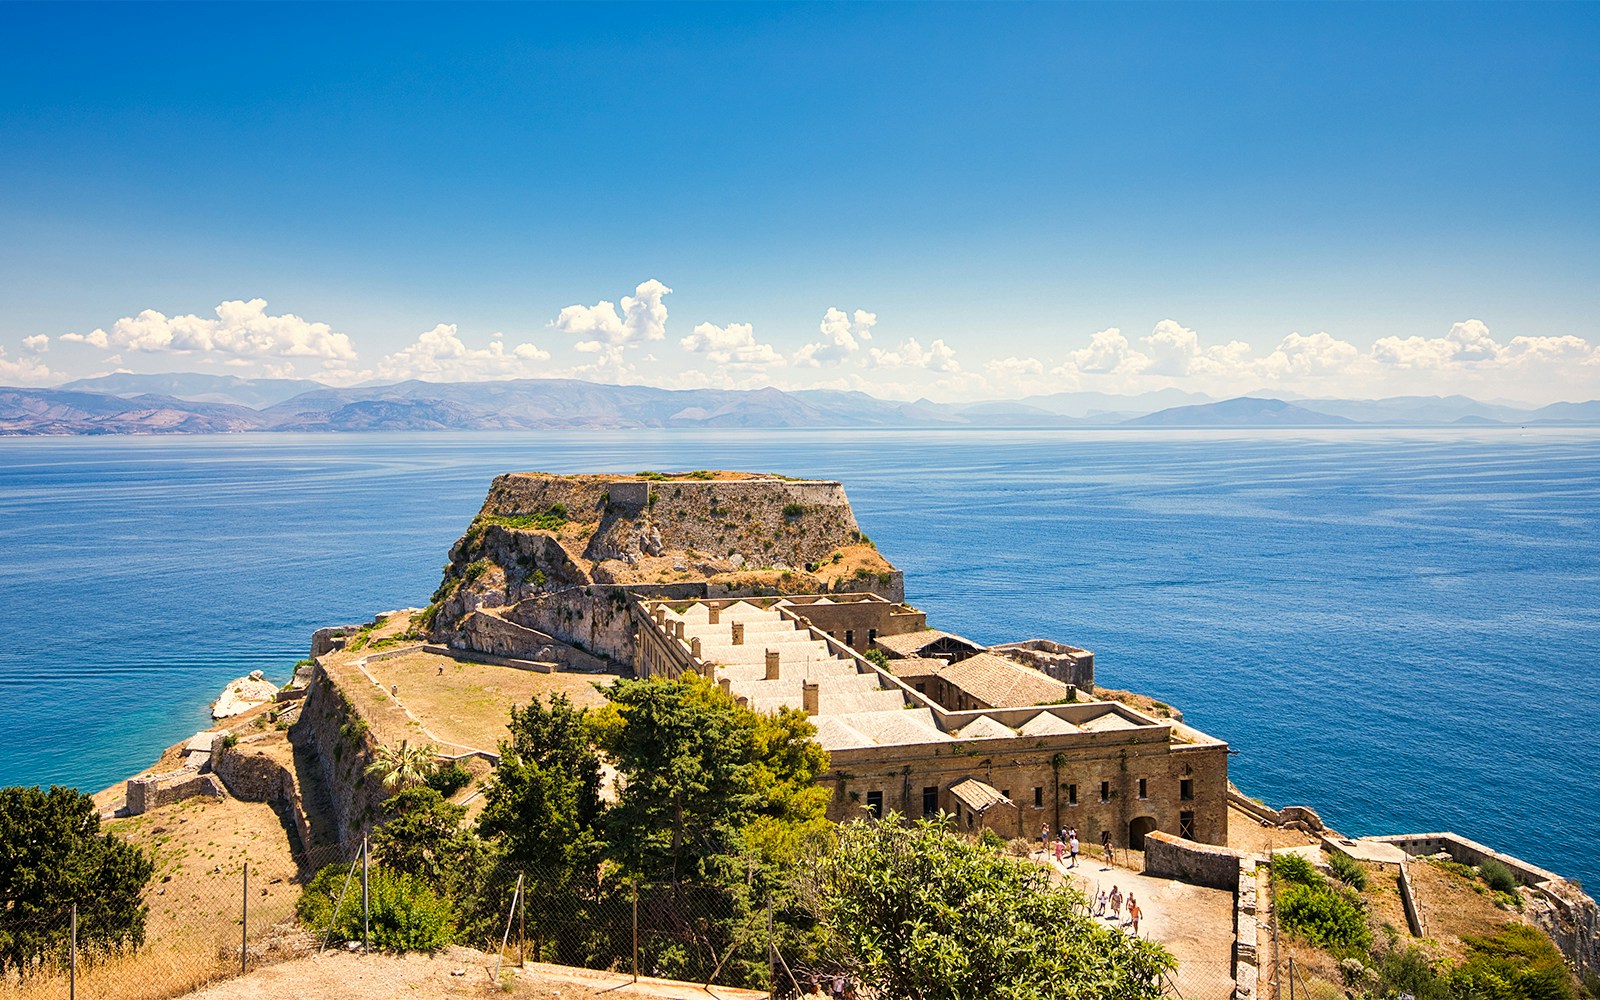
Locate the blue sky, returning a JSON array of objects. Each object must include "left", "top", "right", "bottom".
[{"left": 2, "top": 2, "right": 1597, "bottom": 403}]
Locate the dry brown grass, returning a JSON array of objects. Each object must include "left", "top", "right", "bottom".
[
  {"left": 361, "top": 651, "right": 618, "bottom": 754},
  {"left": 3, "top": 795, "right": 307, "bottom": 1000}
]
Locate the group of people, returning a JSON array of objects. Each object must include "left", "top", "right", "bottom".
[
  {"left": 1092, "top": 885, "right": 1143, "bottom": 936},
  {"left": 1039, "top": 824, "right": 1115, "bottom": 869}
]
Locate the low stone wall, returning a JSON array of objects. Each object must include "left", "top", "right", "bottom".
[
  {"left": 1366, "top": 832, "right": 1560, "bottom": 885},
  {"left": 1143, "top": 831, "right": 1244, "bottom": 891},
  {"left": 1235, "top": 858, "right": 1260, "bottom": 999},
  {"left": 125, "top": 769, "right": 223, "bottom": 815},
  {"left": 212, "top": 734, "right": 314, "bottom": 854},
  {"left": 1398, "top": 857, "right": 1427, "bottom": 937},
  {"left": 1227, "top": 784, "right": 1325, "bottom": 832}
]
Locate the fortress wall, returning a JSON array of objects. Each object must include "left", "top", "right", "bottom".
[
  {"left": 1143, "top": 831, "right": 1243, "bottom": 890},
  {"left": 1367, "top": 832, "right": 1562, "bottom": 885},
  {"left": 213, "top": 734, "right": 315, "bottom": 854},
  {"left": 125, "top": 769, "right": 223, "bottom": 815},
  {"left": 288, "top": 662, "right": 391, "bottom": 847}
]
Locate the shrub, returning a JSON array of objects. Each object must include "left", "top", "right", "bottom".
[
  {"left": 864, "top": 649, "right": 890, "bottom": 669},
  {"left": 1271, "top": 851, "right": 1320, "bottom": 886},
  {"left": 297, "top": 864, "right": 456, "bottom": 953},
  {"left": 782, "top": 503, "right": 805, "bottom": 518},
  {"left": 1278, "top": 879, "right": 1372, "bottom": 952},
  {"left": 427, "top": 762, "right": 472, "bottom": 798},
  {"left": 1329, "top": 851, "right": 1369, "bottom": 890},
  {"left": 1478, "top": 858, "right": 1519, "bottom": 894}
]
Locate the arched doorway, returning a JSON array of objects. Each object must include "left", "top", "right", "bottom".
[{"left": 1128, "top": 816, "right": 1158, "bottom": 850}]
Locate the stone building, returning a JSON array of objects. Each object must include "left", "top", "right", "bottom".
[{"left": 635, "top": 593, "right": 1230, "bottom": 850}]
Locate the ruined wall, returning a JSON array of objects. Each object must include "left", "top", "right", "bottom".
[
  {"left": 1143, "top": 831, "right": 1243, "bottom": 890},
  {"left": 125, "top": 769, "right": 223, "bottom": 815},
  {"left": 287, "top": 662, "right": 391, "bottom": 847},
  {"left": 212, "top": 734, "right": 315, "bottom": 853}
]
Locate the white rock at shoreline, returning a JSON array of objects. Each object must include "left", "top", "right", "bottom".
[{"left": 212, "top": 670, "right": 279, "bottom": 719}]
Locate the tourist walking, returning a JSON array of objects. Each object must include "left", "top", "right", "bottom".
[
  {"left": 1128, "top": 896, "right": 1143, "bottom": 936},
  {"left": 1101, "top": 829, "right": 1114, "bottom": 867},
  {"left": 1108, "top": 885, "right": 1122, "bottom": 921},
  {"left": 1094, "top": 889, "right": 1107, "bottom": 917},
  {"left": 1053, "top": 837, "right": 1065, "bottom": 865},
  {"left": 1069, "top": 833, "right": 1080, "bottom": 868},
  {"left": 1040, "top": 822, "right": 1050, "bottom": 852}
]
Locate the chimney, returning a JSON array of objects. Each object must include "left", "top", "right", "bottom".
[
  {"left": 802, "top": 680, "right": 820, "bottom": 716},
  {"left": 765, "top": 649, "right": 781, "bottom": 680},
  {"left": 719, "top": 677, "right": 733, "bottom": 696},
  {"left": 690, "top": 637, "right": 702, "bottom": 658},
  {"left": 653, "top": 607, "right": 666, "bottom": 627},
  {"left": 731, "top": 622, "right": 745, "bottom": 645},
  {"left": 674, "top": 620, "right": 685, "bottom": 640},
  {"left": 708, "top": 605, "right": 721, "bottom": 625}
]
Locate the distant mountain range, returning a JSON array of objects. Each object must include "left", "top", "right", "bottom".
[{"left": 2, "top": 373, "right": 1596, "bottom": 434}]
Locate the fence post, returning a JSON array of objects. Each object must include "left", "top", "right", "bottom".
[
  {"left": 766, "top": 895, "right": 775, "bottom": 1000},
  {"left": 631, "top": 880, "right": 639, "bottom": 984},
  {"left": 518, "top": 878, "right": 526, "bottom": 968},
  {"left": 242, "top": 861, "right": 249, "bottom": 976},
  {"left": 69, "top": 902, "right": 77, "bottom": 1000},
  {"left": 361, "top": 836, "right": 370, "bottom": 954}
]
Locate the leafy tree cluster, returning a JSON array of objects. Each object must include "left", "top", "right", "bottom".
[
  {"left": 1272, "top": 852, "right": 1372, "bottom": 952},
  {"left": 1348, "top": 925, "right": 1582, "bottom": 1000},
  {"left": 0, "top": 786, "right": 154, "bottom": 977},
  {"left": 337, "top": 674, "right": 1175, "bottom": 997}
]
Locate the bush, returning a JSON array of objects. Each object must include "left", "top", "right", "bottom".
[
  {"left": 864, "top": 649, "right": 890, "bottom": 669},
  {"left": 1329, "top": 851, "right": 1369, "bottom": 890},
  {"left": 1479, "top": 858, "right": 1520, "bottom": 894},
  {"left": 782, "top": 503, "right": 805, "bottom": 518},
  {"left": 426, "top": 762, "right": 472, "bottom": 798},
  {"left": 1271, "top": 851, "right": 1320, "bottom": 886},
  {"left": 1278, "top": 879, "right": 1372, "bottom": 952},
  {"left": 297, "top": 864, "right": 456, "bottom": 953}
]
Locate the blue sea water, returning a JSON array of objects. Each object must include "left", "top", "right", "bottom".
[{"left": 1, "top": 429, "right": 1596, "bottom": 887}]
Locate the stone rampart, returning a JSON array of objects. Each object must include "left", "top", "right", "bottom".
[
  {"left": 212, "top": 733, "right": 314, "bottom": 854},
  {"left": 288, "top": 662, "right": 390, "bottom": 847},
  {"left": 1365, "top": 831, "right": 1560, "bottom": 885},
  {"left": 1143, "top": 830, "right": 1244, "bottom": 891},
  {"left": 125, "top": 769, "right": 224, "bottom": 815}
]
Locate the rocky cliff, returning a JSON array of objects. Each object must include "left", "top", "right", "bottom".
[{"left": 426, "top": 471, "right": 903, "bottom": 664}]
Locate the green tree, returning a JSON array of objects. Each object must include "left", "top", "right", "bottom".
[
  {"left": 0, "top": 786, "right": 155, "bottom": 976},
  {"left": 372, "top": 788, "right": 491, "bottom": 896},
  {"left": 365, "top": 740, "right": 437, "bottom": 792},
  {"left": 810, "top": 814, "right": 1174, "bottom": 1000},
  {"left": 296, "top": 864, "right": 455, "bottom": 953}
]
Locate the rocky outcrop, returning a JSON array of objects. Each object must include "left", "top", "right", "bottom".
[
  {"left": 428, "top": 472, "right": 902, "bottom": 664},
  {"left": 1528, "top": 879, "right": 1600, "bottom": 977},
  {"left": 212, "top": 670, "right": 280, "bottom": 719}
]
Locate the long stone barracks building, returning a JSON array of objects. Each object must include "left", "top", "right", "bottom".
[{"left": 636, "top": 592, "right": 1229, "bottom": 850}]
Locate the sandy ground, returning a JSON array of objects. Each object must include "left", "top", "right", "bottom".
[
  {"left": 1224, "top": 804, "right": 1319, "bottom": 855},
  {"left": 1034, "top": 851, "right": 1237, "bottom": 1000},
  {"left": 173, "top": 949, "right": 766, "bottom": 1000}
]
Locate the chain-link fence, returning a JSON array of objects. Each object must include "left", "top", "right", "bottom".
[{"left": 1, "top": 840, "right": 354, "bottom": 1000}]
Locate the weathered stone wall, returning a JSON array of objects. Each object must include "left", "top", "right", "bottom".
[
  {"left": 212, "top": 734, "right": 315, "bottom": 852},
  {"left": 125, "top": 769, "right": 223, "bottom": 815},
  {"left": 287, "top": 662, "right": 391, "bottom": 847},
  {"left": 824, "top": 734, "right": 1231, "bottom": 848},
  {"left": 1143, "top": 830, "right": 1243, "bottom": 890},
  {"left": 785, "top": 599, "right": 926, "bottom": 654},
  {"left": 1366, "top": 831, "right": 1559, "bottom": 884}
]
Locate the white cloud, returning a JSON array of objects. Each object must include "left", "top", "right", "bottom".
[
  {"left": 376, "top": 324, "right": 551, "bottom": 382},
  {"left": 1372, "top": 319, "right": 1505, "bottom": 369},
  {"left": 550, "top": 279, "right": 672, "bottom": 360},
  {"left": 678, "top": 321, "right": 785, "bottom": 367},
  {"left": 868, "top": 337, "right": 960, "bottom": 372},
  {"left": 0, "top": 346, "right": 54, "bottom": 386},
  {"left": 58, "top": 299, "right": 356, "bottom": 361},
  {"left": 1066, "top": 327, "right": 1148, "bottom": 376},
  {"left": 1257, "top": 332, "right": 1363, "bottom": 378},
  {"left": 793, "top": 307, "right": 878, "bottom": 367},
  {"left": 21, "top": 334, "right": 48, "bottom": 353}
]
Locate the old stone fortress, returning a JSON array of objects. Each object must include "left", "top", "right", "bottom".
[{"left": 441, "top": 470, "right": 1228, "bottom": 851}]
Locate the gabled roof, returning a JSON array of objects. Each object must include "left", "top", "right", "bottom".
[
  {"left": 949, "top": 777, "right": 1012, "bottom": 813},
  {"left": 957, "top": 715, "right": 1018, "bottom": 740},
  {"left": 939, "top": 652, "right": 1070, "bottom": 709},
  {"left": 873, "top": 628, "right": 984, "bottom": 658}
]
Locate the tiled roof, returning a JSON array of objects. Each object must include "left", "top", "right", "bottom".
[
  {"left": 872, "top": 629, "right": 983, "bottom": 657},
  {"left": 1078, "top": 710, "right": 1141, "bottom": 732},
  {"left": 1018, "top": 712, "right": 1082, "bottom": 736},
  {"left": 940, "top": 653, "right": 1070, "bottom": 709},
  {"left": 949, "top": 777, "right": 1011, "bottom": 813},
  {"left": 883, "top": 656, "right": 947, "bottom": 678},
  {"left": 957, "top": 715, "right": 1019, "bottom": 740}
]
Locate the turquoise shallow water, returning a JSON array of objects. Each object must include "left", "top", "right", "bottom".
[{"left": 0, "top": 429, "right": 1595, "bottom": 886}]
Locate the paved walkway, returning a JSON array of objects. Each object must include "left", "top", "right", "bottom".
[{"left": 1033, "top": 851, "right": 1236, "bottom": 1000}]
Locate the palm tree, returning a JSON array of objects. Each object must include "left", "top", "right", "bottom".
[{"left": 365, "top": 739, "right": 437, "bottom": 791}]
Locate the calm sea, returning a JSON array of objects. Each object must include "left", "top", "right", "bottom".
[{"left": 1, "top": 430, "right": 1595, "bottom": 886}]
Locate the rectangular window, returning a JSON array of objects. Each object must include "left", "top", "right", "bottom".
[
  {"left": 923, "top": 787, "right": 938, "bottom": 817},
  {"left": 866, "top": 790, "right": 883, "bottom": 819},
  {"left": 1180, "top": 779, "right": 1194, "bottom": 801},
  {"left": 915, "top": 682, "right": 926, "bottom": 693},
  {"left": 1068, "top": 783, "right": 1078, "bottom": 806},
  {"left": 868, "top": 628, "right": 878, "bottom": 643},
  {"left": 1100, "top": 781, "right": 1110, "bottom": 803},
  {"left": 1180, "top": 811, "right": 1196, "bottom": 840},
  {"left": 845, "top": 629, "right": 855, "bottom": 647},
  {"left": 1034, "top": 787, "right": 1044, "bottom": 807},
  {"left": 1138, "top": 778, "right": 1148, "bottom": 800},
  {"left": 1002, "top": 789, "right": 1011, "bottom": 801}
]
